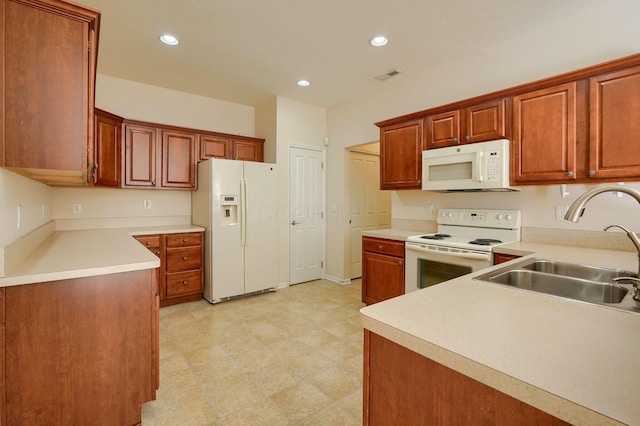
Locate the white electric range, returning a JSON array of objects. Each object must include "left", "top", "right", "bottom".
[{"left": 405, "top": 208, "right": 521, "bottom": 293}]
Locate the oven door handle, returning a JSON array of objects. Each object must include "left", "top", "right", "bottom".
[{"left": 406, "top": 244, "right": 491, "bottom": 261}]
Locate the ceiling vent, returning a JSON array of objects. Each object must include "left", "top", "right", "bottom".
[{"left": 374, "top": 68, "right": 402, "bottom": 81}]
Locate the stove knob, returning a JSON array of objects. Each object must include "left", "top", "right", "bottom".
[
  {"left": 506, "top": 214, "right": 513, "bottom": 221},
  {"left": 447, "top": 213, "right": 453, "bottom": 218},
  {"left": 497, "top": 214, "right": 504, "bottom": 220}
]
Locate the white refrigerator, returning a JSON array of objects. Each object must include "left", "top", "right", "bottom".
[{"left": 191, "top": 158, "right": 278, "bottom": 303}]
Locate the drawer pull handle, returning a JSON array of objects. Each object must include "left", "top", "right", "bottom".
[
  {"left": 146, "top": 241, "right": 151, "bottom": 245},
  {"left": 183, "top": 256, "right": 188, "bottom": 260},
  {"left": 182, "top": 281, "right": 188, "bottom": 285},
  {"left": 183, "top": 238, "right": 188, "bottom": 242}
]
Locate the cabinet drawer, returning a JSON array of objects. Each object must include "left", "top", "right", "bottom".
[
  {"left": 362, "top": 237, "right": 405, "bottom": 257},
  {"left": 166, "top": 247, "right": 202, "bottom": 272},
  {"left": 166, "top": 271, "right": 202, "bottom": 297},
  {"left": 166, "top": 232, "right": 203, "bottom": 248},
  {"left": 135, "top": 235, "right": 161, "bottom": 249}
]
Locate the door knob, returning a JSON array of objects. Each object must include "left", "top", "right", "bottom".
[{"left": 291, "top": 220, "right": 300, "bottom": 226}]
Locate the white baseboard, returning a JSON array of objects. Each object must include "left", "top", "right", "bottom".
[{"left": 323, "top": 274, "right": 351, "bottom": 285}]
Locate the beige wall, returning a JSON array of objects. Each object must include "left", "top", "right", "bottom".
[
  {"left": 325, "top": 1, "right": 640, "bottom": 281},
  {"left": 96, "top": 74, "right": 256, "bottom": 136},
  {"left": 0, "top": 169, "right": 53, "bottom": 248}
]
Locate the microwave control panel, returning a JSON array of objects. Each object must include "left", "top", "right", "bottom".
[{"left": 485, "top": 150, "right": 501, "bottom": 181}]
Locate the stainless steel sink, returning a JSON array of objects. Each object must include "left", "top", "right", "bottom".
[
  {"left": 474, "top": 258, "right": 637, "bottom": 311},
  {"left": 485, "top": 269, "right": 628, "bottom": 303},
  {"left": 520, "top": 259, "right": 632, "bottom": 282}
]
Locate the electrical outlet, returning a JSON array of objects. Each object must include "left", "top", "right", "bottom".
[
  {"left": 72, "top": 203, "right": 82, "bottom": 215},
  {"left": 425, "top": 203, "right": 434, "bottom": 217},
  {"left": 144, "top": 199, "right": 152, "bottom": 209},
  {"left": 555, "top": 205, "right": 569, "bottom": 221}
]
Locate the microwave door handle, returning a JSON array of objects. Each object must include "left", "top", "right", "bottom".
[{"left": 475, "top": 151, "right": 484, "bottom": 182}]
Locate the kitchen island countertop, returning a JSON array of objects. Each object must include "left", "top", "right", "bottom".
[{"left": 361, "top": 241, "right": 639, "bottom": 425}]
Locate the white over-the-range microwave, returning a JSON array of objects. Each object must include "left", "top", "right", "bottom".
[{"left": 421, "top": 139, "right": 520, "bottom": 192}]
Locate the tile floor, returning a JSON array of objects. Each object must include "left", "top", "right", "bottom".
[{"left": 141, "top": 279, "right": 365, "bottom": 425}]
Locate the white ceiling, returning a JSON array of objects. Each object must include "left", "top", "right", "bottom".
[{"left": 80, "top": 0, "right": 594, "bottom": 108}]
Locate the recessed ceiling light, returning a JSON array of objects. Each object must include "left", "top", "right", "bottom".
[
  {"left": 369, "top": 35, "right": 389, "bottom": 47},
  {"left": 297, "top": 80, "right": 310, "bottom": 87},
  {"left": 159, "top": 34, "right": 179, "bottom": 46}
]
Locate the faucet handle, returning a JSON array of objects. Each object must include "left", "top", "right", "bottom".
[{"left": 612, "top": 277, "right": 640, "bottom": 301}]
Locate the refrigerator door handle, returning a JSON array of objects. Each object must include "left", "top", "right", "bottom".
[{"left": 240, "top": 178, "right": 247, "bottom": 246}]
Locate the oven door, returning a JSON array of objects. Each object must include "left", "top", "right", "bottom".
[{"left": 405, "top": 242, "right": 491, "bottom": 293}]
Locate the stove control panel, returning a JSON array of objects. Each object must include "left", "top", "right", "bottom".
[{"left": 438, "top": 208, "right": 521, "bottom": 229}]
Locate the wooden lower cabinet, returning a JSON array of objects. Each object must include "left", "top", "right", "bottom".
[
  {"left": 1, "top": 269, "right": 158, "bottom": 426},
  {"left": 135, "top": 231, "right": 204, "bottom": 307},
  {"left": 362, "top": 237, "right": 405, "bottom": 305},
  {"left": 493, "top": 252, "right": 522, "bottom": 265},
  {"left": 363, "top": 330, "right": 569, "bottom": 425}
]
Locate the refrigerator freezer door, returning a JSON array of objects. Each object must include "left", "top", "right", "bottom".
[
  {"left": 243, "top": 161, "right": 278, "bottom": 293},
  {"left": 209, "top": 159, "right": 245, "bottom": 300}
]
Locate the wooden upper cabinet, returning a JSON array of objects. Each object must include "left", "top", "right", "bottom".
[
  {"left": 589, "top": 65, "right": 640, "bottom": 180},
  {"left": 512, "top": 82, "right": 581, "bottom": 184},
  {"left": 426, "top": 99, "right": 509, "bottom": 149},
  {"left": 199, "top": 135, "right": 231, "bottom": 160},
  {"left": 233, "top": 139, "right": 263, "bottom": 162},
  {"left": 199, "top": 134, "right": 265, "bottom": 162},
  {"left": 161, "top": 130, "right": 197, "bottom": 189},
  {"left": 426, "top": 110, "right": 461, "bottom": 149},
  {"left": 1, "top": 0, "right": 99, "bottom": 184},
  {"left": 380, "top": 119, "right": 424, "bottom": 189},
  {"left": 124, "top": 124, "right": 157, "bottom": 188},
  {"left": 93, "top": 109, "right": 123, "bottom": 188}
]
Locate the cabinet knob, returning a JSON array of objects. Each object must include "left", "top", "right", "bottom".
[
  {"left": 146, "top": 241, "right": 151, "bottom": 245},
  {"left": 155, "top": 250, "right": 160, "bottom": 255},
  {"left": 465, "top": 135, "right": 470, "bottom": 141},
  {"left": 152, "top": 181, "right": 156, "bottom": 186},
  {"left": 566, "top": 171, "right": 574, "bottom": 177},
  {"left": 452, "top": 137, "right": 458, "bottom": 143},
  {"left": 182, "top": 281, "right": 188, "bottom": 285},
  {"left": 192, "top": 183, "right": 195, "bottom": 187},
  {"left": 399, "top": 260, "right": 403, "bottom": 266},
  {"left": 378, "top": 245, "right": 383, "bottom": 249},
  {"left": 183, "top": 238, "right": 188, "bottom": 242},
  {"left": 183, "top": 256, "right": 188, "bottom": 260},
  {"left": 589, "top": 170, "right": 596, "bottom": 176}
]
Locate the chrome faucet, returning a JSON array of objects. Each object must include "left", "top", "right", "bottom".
[{"left": 564, "top": 184, "right": 640, "bottom": 303}]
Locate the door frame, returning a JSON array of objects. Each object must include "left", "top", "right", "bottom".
[{"left": 287, "top": 143, "right": 326, "bottom": 285}]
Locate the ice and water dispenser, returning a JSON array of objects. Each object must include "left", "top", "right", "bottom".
[{"left": 220, "top": 195, "right": 238, "bottom": 225}]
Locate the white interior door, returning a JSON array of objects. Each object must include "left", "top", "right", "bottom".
[
  {"left": 349, "top": 151, "right": 391, "bottom": 279},
  {"left": 289, "top": 146, "right": 324, "bottom": 285}
]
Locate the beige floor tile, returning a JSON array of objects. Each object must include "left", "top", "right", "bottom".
[
  {"left": 221, "top": 397, "right": 289, "bottom": 426},
  {"left": 309, "top": 366, "right": 361, "bottom": 401},
  {"left": 143, "top": 279, "right": 364, "bottom": 425},
  {"left": 337, "top": 388, "right": 364, "bottom": 422},
  {"left": 271, "top": 381, "right": 332, "bottom": 424},
  {"left": 297, "top": 402, "right": 359, "bottom": 426},
  {"left": 246, "top": 361, "right": 302, "bottom": 395}
]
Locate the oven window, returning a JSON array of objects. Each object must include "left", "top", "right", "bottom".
[
  {"left": 428, "top": 161, "right": 472, "bottom": 182},
  {"left": 417, "top": 259, "right": 472, "bottom": 289}
]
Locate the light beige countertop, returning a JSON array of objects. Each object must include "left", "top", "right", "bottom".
[
  {"left": 361, "top": 228, "right": 419, "bottom": 241},
  {"left": 0, "top": 225, "right": 204, "bottom": 287},
  {"left": 361, "top": 242, "right": 639, "bottom": 425}
]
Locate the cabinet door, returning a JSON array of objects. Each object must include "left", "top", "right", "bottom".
[
  {"left": 426, "top": 110, "right": 461, "bottom": 149},
  {"left": 124, "top": 125, "right": 157, "bottom": 187},
  {"left": 493, "top": 253, "right": 521, "bottom": 265},
  {"left": 362, "top": 251, "right": 405, "bottom": 304},
  {"left": 199, "top": 135, "right": 231, "bottom": 160},
  {"left": 3, "top": 0, "right": 98, "bottom": 176},
  {"left": 465, "top": 98, "right": 509, "bottom": 144},
  {"left": 589, "top": 65, "right": 640, "bottom": 180},
  {"left": 93, "top": 110, "right": 122, "bottom": 187},
  {"left": 161, "top": 130, "right": 197, "bottom": 189},
  {"left": 233, "top": 140, "right": 263, "bottom": 162},
  {"left": 380, "top": 119, "right": 424, "bottom": 189},
  {"left": 512, "top": 83, "right": 578, "bottom": 184}
]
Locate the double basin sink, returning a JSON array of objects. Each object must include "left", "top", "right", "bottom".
[{"left": 474, "top": 258, "right": 638, "bottom": 312}]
